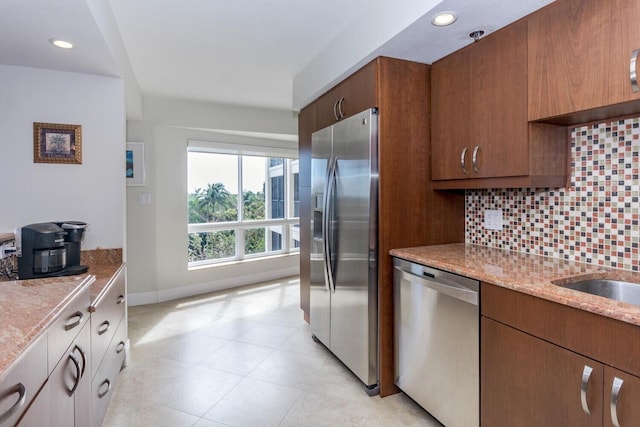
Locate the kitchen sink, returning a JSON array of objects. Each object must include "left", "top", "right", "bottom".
[{"left": 556, "top": 279, "right": 640, "bottom": 306}]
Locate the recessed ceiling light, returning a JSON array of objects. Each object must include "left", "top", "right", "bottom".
[
  {"left": 431, "top": 12, "right": 457, "bottom": 27},
  {"left": 49, "top": 39, "right": 73, "bottom": 49}
]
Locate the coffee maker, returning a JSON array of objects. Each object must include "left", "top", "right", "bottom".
[{"left": 15, "top": 221, "right": 89, "bottom": 280}]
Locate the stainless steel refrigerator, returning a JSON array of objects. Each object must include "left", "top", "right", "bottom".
[{"left": 310, "top": 108, "right": 379, "bottom": 394}]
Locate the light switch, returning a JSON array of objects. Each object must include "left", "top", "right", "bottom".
[
  {"left": 138, "top": 193, "right": 152, "bottom": 205},
  {"left": 484, "top": 209, "right": 503, "bottom": 231}
]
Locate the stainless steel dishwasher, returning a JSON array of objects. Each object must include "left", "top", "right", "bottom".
[{"left": 393, "top": 257, "right": 479, "bottom": 427}]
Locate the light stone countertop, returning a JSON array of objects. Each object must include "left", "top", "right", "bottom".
[
  {"left": 390, "top": 243, "right": 640, "bottom": 327},
  {"left": 0, "top": 274, "right": 94, "bottom": 375},
  {"left": 0, "top": 255, "right": 123, "bottom": 380}
]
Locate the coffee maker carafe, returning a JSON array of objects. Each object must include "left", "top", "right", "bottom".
[
  {"left": 54, "top": 221, "right": 88, "bottom": 267},
  {"left": 15, "top": 221, "right": 89, "bottom": 280}
]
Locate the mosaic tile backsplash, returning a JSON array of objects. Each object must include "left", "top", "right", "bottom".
[{"left": 466, "top": 116, "right": 640, "bottom": 272}]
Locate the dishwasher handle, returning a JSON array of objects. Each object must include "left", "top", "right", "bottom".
[{"left": 394, "top": 266, "right": 478, "bottom": 306}]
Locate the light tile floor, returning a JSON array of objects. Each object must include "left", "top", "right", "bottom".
[{"left": 103, "top": 277, "right": 442, "bottom": 427}]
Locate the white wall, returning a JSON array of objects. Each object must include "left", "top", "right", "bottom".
[
  {"left": 87, "top": 0, "right": 143, "bottom": 120},
  {"left": 126, "top": 96, "right": 299, "bottom": 305},
  {"left": 0, "top": 65, "right": 125, "bottom": 250}
]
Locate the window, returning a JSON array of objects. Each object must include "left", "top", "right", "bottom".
[{"left": 187, "top": 144, "right": 299, "bottom": 266}]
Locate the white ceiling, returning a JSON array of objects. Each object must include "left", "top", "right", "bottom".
[
  {"left": 0, "top": 0, "right": 120, "bottom": 77},
  {"left": 108, "top": 0, "right": 377, "bottom": 111},
  {"left": 0, "top": 0, "right": 554, "bottom": 114}
]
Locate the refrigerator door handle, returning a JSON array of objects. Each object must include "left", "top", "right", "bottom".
[
  {"left": 324, "top": 156, "right": 338, "bottom": 293},
  {"left": 321, "top": 159, "right": 332, "bottom": 292}
]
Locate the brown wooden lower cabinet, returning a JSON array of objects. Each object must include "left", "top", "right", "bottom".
[
  {"left": 603, "top": 367, "right": 640, "bottom": 427},
  {"left": 482, "top": 287, "right": 640, "bottom": 427},
  {"left": 481, "top": 317, "right": 603, "bottom": 426}
]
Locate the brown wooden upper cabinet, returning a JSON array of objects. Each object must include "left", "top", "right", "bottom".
[
  {"left": 314, "top": 62, "right": 377, "bottom": 131},
  {"left": 431, "top": 20, "right": 567, "bottom": 190},
  {"left": 528, "top": 0, "right": 640, "bottom": 124}
]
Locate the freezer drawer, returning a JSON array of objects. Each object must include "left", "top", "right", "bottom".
[{"left": 393, "top": 257, "right": 479, "bottom": 427}]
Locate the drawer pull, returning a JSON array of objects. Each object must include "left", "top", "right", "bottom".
[
  {"left": 98, "top": 320, "right": 111, "bottom": 335},
  {"left": 631, "top": 49, "right": 640, "bottom": 93},
  {"left": 116, "top": 295, "right": 125, "bottom": 305},
  {"left": 116, "top": 341, "right": 126, "bottom": 354},
  {"left": 68, "top": 352, "right": 81, "bottom": 396},
  {"left": 0, "top": 383, "right": 26, "bottom": 424},
  {"left": 98, "top": 379, "right": 111, "bottom": 399},
  {"left": 580, "top": 365, "right": 593, "bottom": 415},
  {"left": 64, "top": 311, "right": 84, "bottom": 331},
  {"left": 611, "top": 376, "right": 624, "bottom": 427}
]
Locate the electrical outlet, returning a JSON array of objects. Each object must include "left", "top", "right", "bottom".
[
  {"left": 484, "top": 209, "right": 503, "bottom": 231},
  {"left": 0, "top": 241, "right": 14, "bottom": 260}
]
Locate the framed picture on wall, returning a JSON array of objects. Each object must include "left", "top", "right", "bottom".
[
  {"left": 33, "top": 122, "right": 82, "bottom": 164},
  {"left": 126, "top": 142, "right": 145, "bottom": 186}
]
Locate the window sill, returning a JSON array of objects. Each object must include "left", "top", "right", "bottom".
[{"left": 187, "top": 251, "right": 299, "bottom": 271}]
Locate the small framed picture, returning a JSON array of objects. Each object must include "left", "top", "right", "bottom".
[
  {"left": 33, "top": 122, "right": 82, "bottom": 164},
  {"left": 126, "top": 142, "right": 145, "bottom": 186}
]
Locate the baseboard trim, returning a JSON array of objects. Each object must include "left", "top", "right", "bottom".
[
  {"left": 127, "top": 291, "right": 158, "bottom": 306},
  {"left": 126, "top": 266, "right": 299, "bottom": 306}
]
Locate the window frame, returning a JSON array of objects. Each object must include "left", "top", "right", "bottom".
[{"left": 187, "top": 142, "right": 299, "bottom": 268}]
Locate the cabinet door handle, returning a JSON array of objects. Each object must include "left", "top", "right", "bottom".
[
  {"left": 333, "top": 97, "right": 345, "bottom": 120},
  {"left": 472, "top": 146, "right": 480, "bottom": 173},
  {"left": 98, "top": 320, "right": 111, "bottom": 335},
  {"left": 98, "top": 379, "right": 111, "bottom": 399},
  {"left": 460, "top": 147, "right": 469, "bottom": 174},
  {"left": 580, "top": 365, "right": 593, "bottom": 415},
  {"left": 116, "top": 341, "right": 126, "bottom": 354},
  {"left": 64, "top": 311, "right": 84, "bottom": 331},
  {"left": 68, "top": 352, "right": 81, "bottom": 396},
  {"left": 336, "top": 97, "right": 345, "bottom": 119},
  {"left": 74, "top": 344, "right": 87, "bottom": 378},
  {"left": 0, "top": 383, "right": 26, "bottom": 424},
  {"left": 631, "top": 49, "right": 640, "bottom": 93},
  {"left": 116, "top": 294, "right": 125, "bottom": 305},
  {"left": 611, "top": 376, "right": 624, "bottom": 427}
]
